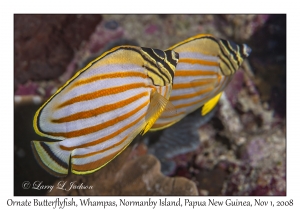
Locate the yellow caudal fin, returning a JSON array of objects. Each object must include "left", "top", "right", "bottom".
[
  {"left": 201, "top": 92, "right": 223, "bottom": 116},
  {"left": 31, "top": 141, "right": 71, "bottom": 177},
  {"left": 141, "top": 90, "right": 175, "bottom": 135}
]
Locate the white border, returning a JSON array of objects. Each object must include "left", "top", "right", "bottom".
[{"left": 2, "top": 0, "right": 297, "bottom": 209}]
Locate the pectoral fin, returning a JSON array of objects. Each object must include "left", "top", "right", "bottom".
[
  {"left": 155, "top": 101, "right": 177, "bottom": 118},
  {"left": 141, "top": 90, "right": 175, "bottom": 135}
]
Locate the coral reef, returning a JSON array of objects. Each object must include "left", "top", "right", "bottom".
[
  {"left": 48, "top": 145, "right": 198, "bottom": 196},
  {"left": 14, "top": 15, "right": 102, "bottom": 90}
]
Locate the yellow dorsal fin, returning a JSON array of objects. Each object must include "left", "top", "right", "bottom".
[{"left": 201, "top": 92, "right": 223, "bottom": 116}]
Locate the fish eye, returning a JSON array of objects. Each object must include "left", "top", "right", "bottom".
[{"left": 242, "top": 44, "right": 252, "bottom": 57}]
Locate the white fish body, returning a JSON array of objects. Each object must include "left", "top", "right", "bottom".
[{"left": 31, "top": 45, "right": 179, "bottom": 176}]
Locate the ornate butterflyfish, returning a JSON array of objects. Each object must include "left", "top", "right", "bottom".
[
  {"left": 31, "top": 45, "right": 179, "bottom": 177},
  {"left": 151, "top": 34, "right": 251, "bottom": 131}
]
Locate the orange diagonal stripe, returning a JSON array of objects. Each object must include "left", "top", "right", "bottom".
[
  {"left": 57, "top": 83, "right": 145, "bottom": 109},
  {"left": 72, "top": 134, "right": 129, "bottom": 158},
  {"left": 179, "top": 58, "right": 219, "bottom": 66},
  {"left": 60, "top": 112, "right": 146, "bottom": 151},
  {"left": 175, "top": 70, "right": 218, "bottom": 77},
  {"left": 172, "top": 79, "right": 216, "bottom": 89},
  {"left": 70, "top": 71, "right": 147, "bottom": 89},
  {"left": 170, "top": 87, "right": 214, "bottom": 101},
  {"left": 50, "top": 100, "right": 148, "bottom": 138},
  {"left": 52, "top": 91, "right": 149, "bottom": 123},
  {"left": 174, "top": 95, "right": 212, "bottom": 110},
  {"left": 72, "top": 150, "right": 119, "bottom": 172}
]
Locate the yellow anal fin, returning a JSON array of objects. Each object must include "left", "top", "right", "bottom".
[
  {"left": 31, "top": 141, "right": 71, "bottom": 177},
  {"left": 149, "top": 120, "right": 179, "bottom": 132},
  {"left": 141, "top": 90, "right": 175, "bottom": 135},
  {"left": 201, "top": 92, "right": 223, "bottom": 116}
]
